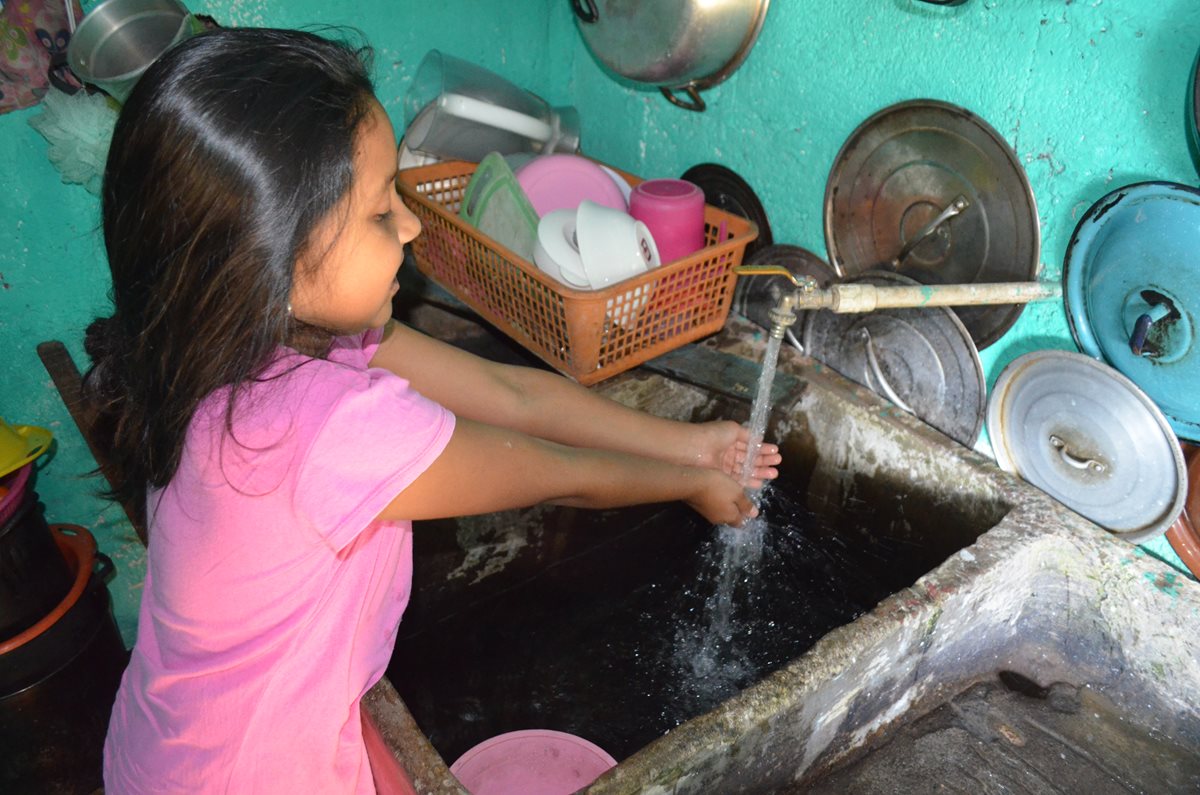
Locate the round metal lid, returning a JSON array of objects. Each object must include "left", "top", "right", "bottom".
[
  {"left": 1064, "top": 182, "right": 1199, "bottom": 443},
  {"left": 987, "top": 350, "right": 1186, "bottom": 544},
  {"left": 823, "top": 99, "right": 1040, "bottom": 350},
  {"left": 1189, "top": 45, "right": 1200, "bottom": 175},
  {"left": 681, "top": 163, "right": 773, "bottom": 258},
  {"left": 732, "top": 244, "right": 837, "bottom": 330},
  {"left": 801, "top": 271, "right": 985, "bottom": 447}
]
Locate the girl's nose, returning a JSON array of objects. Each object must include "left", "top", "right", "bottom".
[{"left": 397, "top": 203, "right": 422, "bottom": 244}]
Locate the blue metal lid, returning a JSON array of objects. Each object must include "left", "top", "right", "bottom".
[
  {"left": 1064, "top": 182, "right": 1200, "bottom": 443},
  {"left": 1190, "top": 45, "right": 1200, "bottom": 175}
]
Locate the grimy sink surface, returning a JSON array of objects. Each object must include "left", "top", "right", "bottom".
[{"left": 364, "top": 307, "right": 1200, "bottom": 794}]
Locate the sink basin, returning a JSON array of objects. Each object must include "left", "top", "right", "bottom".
[{"left": 371, "top": 306, "right": 1200, "bottom": 793}]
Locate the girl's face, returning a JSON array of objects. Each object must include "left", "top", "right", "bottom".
[{"left": 290, "top": 102, "right": 421, "bottom": 333}]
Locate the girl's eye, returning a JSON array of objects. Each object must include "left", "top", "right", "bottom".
[{"left": 375, "top": 210, "right": 395, "bottom": 223}]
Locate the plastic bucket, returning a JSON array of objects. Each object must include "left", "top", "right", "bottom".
[
  {"left": 0, "top": 525, "right": 127, "bottom": 794},
  {"left": 66, "top": 0, "right": 196, "bottom": 102}
]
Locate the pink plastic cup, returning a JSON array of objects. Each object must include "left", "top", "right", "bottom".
[{"left": 629, "top": 179, "right": 706, "bottom": 264}]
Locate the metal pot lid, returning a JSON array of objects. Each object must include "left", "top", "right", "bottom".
[
  {"left": 1190, "top": 46, "right": 1200, "bottom": 175},
  {"left": 987, "top": 350, "right": 1186, "bottom": 544},
  {"left": 1063, "top": 182, "right": 1200, "bottom": 443},
  {"left": 732, "top": 244, "right": 836, "bottom": 330},
  {"left": 681, "top": 163, "right": 773, "bottom": 258},
  {"left": 823, "top": 99, "right": 1040, "bottom": 350},
  {"left": 801, "top": 270, "right": 985, "bottom": 447}
]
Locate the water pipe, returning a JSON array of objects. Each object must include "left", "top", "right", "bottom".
[{"left": 733, "top": 265, "right": 1063, "bottom": 340}]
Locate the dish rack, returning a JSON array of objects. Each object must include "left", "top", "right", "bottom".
[{"left": 397, "top": 160, "right": 759, "bottom": 385}]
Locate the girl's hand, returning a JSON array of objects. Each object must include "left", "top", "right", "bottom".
[
  {"left": 685, "top": 468, "right": 760, "bottom": 527},
  {"left": 692, "top": 420, "right": 782, "bottom": 489}
]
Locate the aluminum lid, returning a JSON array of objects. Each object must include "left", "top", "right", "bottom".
[
  {"left": 801, "top": 271, "right": 985, "bottom": 447},
  {"left": 987, "top": 350, "right": 1186, "bottom": 544},
  {"left": 1064, "top": 182, "right": 1200, "bottom": 443},
  {"left": 824, "top": 99, "right": 1040, "bottom": 350}
]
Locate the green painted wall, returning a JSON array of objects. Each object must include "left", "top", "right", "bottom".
[
  {"left": 1, "top": 0, "right": 1195, "bottom": 643},
  {"left": 557, "top": 0, "right": 1199, "bottom": 577}
]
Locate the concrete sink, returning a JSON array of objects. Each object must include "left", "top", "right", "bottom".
[{"left": 365, "top": 311, "right": 1200, "bottom": 794}]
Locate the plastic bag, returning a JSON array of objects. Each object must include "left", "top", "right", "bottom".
[{"left": 1, "top": 0, "right": 84, "bottom": 114}]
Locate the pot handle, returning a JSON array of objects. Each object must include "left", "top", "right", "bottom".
[
  {"left": 95, "top": 551, "right": 115, "bottom": 583},
  {"left": 860, "top": 328, "right": 914, "bottom": 414},
  {"left": 660, "top": 85, "right": 707, "bottom": 112},
  {"left": 571, "top": 0, "right": 598, "bottom": 23}
]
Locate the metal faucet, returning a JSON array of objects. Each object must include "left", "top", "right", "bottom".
[{"left": 732, "top": 265, "right": 819, "bottom": 339}]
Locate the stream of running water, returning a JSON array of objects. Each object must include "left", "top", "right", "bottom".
[{"left": 682, "top": 332, "right": 785, "bottom": 683}]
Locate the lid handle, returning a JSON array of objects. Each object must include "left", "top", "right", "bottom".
[
  {"left": 860, "top": 328, "right": 914, "bottom": 414},
  {"left": 1129, "top": 302, "right": 1173, "bottom": 358},
  {"left": 660, "top": 85, "right": 707, "bottom": 113},
  {"left": 891, "top": 195, "right": 970, "bottom": 268},
  {"left": 1049, "top": 434, "right": 1106, "bottom": 474}
]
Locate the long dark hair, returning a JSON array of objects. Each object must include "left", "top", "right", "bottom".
[{"left": 83, "top": 28, "right": 377, "bottom": 531}]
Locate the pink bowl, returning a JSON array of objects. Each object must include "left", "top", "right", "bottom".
[
  {"left": 450, "top": 729, "right": 617, "bottom": 795},
  {"left": 515, "top": 154, "right": 628, "bottom": 217}
]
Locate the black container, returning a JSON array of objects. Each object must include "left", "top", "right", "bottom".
[
  {"left": 0, "top": 492, "right": 73, "bottom": 640},
  {"left": 0, "top": 526, "right": 129, "bottom": 795}
]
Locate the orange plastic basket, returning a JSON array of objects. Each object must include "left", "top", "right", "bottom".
[{"left": 397, "top": 161, "right": 758, "bottom": 385}]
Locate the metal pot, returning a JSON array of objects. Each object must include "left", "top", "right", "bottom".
[
  {"left": 67, "top": 0, "right": 196, "bottom": 102},
  {"left": 571, "top": 0, "right": 771, "bottom": 112}
]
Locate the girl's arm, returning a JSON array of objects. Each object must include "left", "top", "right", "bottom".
[
  {"left": 368, "top": 320, "right": 781, "bottom": 483},
  {"left": 377, "top": 415, "right": 756, "bottom": 526}
]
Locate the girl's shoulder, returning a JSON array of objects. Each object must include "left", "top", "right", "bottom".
[
  {"left": 191, "top": 340, "right": 381, "bottom": 443},
  {"left": 192, "top": 337, "right": 450, "bottom": 512}
]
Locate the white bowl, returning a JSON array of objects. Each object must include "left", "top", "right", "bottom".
[
  {"left": 534, "top": 210, "right": 589, "bottom": 289},
  {"left": 574, "top": 200, "right": 660, "bottom": 289}
]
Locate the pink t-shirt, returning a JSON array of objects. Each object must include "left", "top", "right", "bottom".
[{"left": 104, "top": 328, "right": 455, "bottom": 794}]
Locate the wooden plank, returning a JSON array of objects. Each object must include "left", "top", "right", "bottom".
[{"left": 36, "top": 341, "right": 147, "bottom": 546}]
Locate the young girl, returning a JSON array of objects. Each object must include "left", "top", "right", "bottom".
[{"left": 87, "top": 27, "right": 780, "bottom": 794}]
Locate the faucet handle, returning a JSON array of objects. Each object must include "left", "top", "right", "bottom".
[{"left": 733, "top": 265, "right": 818, "bottom": 291}]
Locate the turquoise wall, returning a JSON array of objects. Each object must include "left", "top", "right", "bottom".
[{"left": 1, "top": 0, "right": 1195, "bottom": 643}]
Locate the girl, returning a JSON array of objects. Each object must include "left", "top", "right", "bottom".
[{"left": 87, "top": 27, "right": 780, "bottom": 794}]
